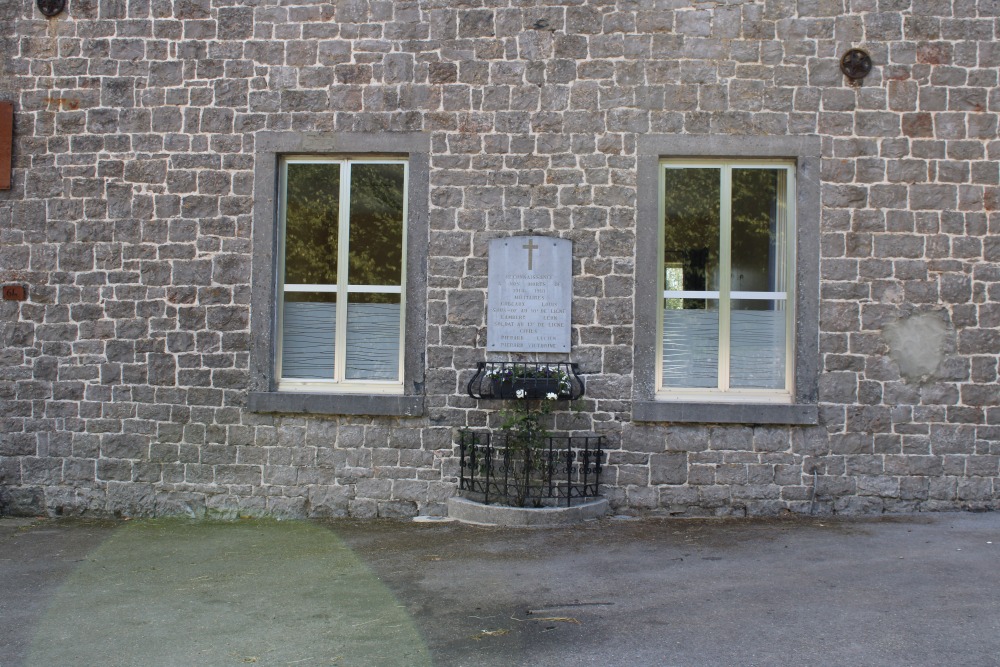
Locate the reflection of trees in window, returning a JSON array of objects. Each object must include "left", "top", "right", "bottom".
[
  {"left": 284, "top": 162, "right": 405, "bottom": 305},
  {"left": 659, "top": 161, "right": 792, "bottom": 392},
  {"left": 285, "top": 163, "right": 340, "bottom": 289},
  {"left": 663, "top": 168, "right": 719, "bottom": 310},
  {"left": 663, "top": 167, "right": 783, "bottom": 311},
  {"left": 349, "top": 164, "right": 404, "bottom": 304},
  {"left": 732, "top": 169, "right": 779, "bottom": 308},
  {"left": 279, "top": 158, "right": 407, "bottom": 386}
]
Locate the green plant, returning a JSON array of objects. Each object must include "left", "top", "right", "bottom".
[{"left": 495, "top": 397, "right": 557, "bottom": 507}]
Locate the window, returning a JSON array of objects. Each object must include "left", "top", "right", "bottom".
[
  {"left": 658, "top": 160, "right": 794, "bottom": 401},
  {"left": 248, "top": 132, "right": 428, "bottom": 417},
  {"left": 278, "top": 157, "right": 407, "bottom": 394},
  {"left": 633, "top": 136, "right": 820, "bottom": 425}
]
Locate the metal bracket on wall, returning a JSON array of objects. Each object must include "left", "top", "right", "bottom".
[
  {"left": 37, "top": 0, "right": 66, "bottom": 17},
  {"left": 840, "top": 48, "right": 872, "bottom": 82}
]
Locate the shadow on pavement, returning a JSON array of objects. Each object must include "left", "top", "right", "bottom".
[{"left": 18, "top": 520, "right": 429, "bottom": 667}]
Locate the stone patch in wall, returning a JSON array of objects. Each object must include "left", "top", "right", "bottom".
[{"left": 881, "top": 312, "right": 952, "bottom": 382}]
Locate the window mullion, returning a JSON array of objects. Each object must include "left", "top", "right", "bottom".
[
  {"left": 334, "top": 160, "right": 351, "bottom": 383},
  {"left": 718, "top": 166, "right": 732, "bottom": 392}
]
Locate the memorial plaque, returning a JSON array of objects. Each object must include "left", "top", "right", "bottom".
[{"left": 487, "top": 236, "right": 572, "bottom": 352}]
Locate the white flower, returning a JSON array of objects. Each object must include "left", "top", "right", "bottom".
[
  {"left": 546, "top": 392, "right": 558, "bottom": 400},
  {"left": 515, "top": 388, "right": 526, "bottom": 398}
]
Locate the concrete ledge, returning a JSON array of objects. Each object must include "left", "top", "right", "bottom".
[
  {"left": 447, "top": 496, "right": 608, "bottom": 527},
  {"left": 247, "top": 392, "right": 423, "bottom": 417},
  {"left": 632, "top": 401, "right": 818, "bottom": 425}
]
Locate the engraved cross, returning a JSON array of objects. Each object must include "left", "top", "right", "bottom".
[{"left": 522, "top": 238, "right": 539, "bottom": 270}]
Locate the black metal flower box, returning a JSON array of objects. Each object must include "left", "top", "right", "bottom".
[{"left": 467, "top": 362, "right": 584, "bottom": 401}]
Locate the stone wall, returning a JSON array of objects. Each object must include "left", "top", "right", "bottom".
[{"left": 0, "top": 0, "right": 997, "bottom": 518}]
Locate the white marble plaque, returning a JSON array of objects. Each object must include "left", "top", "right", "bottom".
[{"left": 487, "top": 236, "right": 572, "bottom": 352}]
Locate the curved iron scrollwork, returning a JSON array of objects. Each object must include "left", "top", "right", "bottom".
[{"left": 466, "top": 361, "right": 585, "bottom": 401}]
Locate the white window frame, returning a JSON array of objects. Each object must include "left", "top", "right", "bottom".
[
  {"left": 656, "top": 158, "right": 796, "bottom": 404},
  {"left": 275, "top": 156, "right": 408, "bottom": 395}
]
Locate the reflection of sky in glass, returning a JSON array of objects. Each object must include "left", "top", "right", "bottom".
[{"left": 664, "top": 265, "right": 683, "bottom": 310}]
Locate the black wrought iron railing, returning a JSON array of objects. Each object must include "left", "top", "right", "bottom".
[
  {"left": 466, "top": 362, "right": 585, "bottom": 401},
  {"left": 458, "top": 430, "right": 604, "bottom": 508}
]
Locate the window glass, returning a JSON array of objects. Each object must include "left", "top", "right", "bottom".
[
  {"left": 660, "top": 161, "right": 793, "bottom": 396},
  {"left": 284, "top": 163, "right": 340, "bottom": 286},
  {"left": 730, "top": 168, "right": 787, "bottom": 389},
  {"left": 345, "top": 295, "right": 402, "bottom": 380},
  {"left": 348, "top": 163, "right": 405, "bottom": 288},
  {"left": 278, "top": 158, "right": 406, "bottom": 390},
  {"left": 345, "top": 163, "right": 405, "bottom": 381},
  {"left": 662, "top": 167, "right": 720, "bottom": 388},
  {"left": 281, "top": 294, "right": 336, "bottom": 379}
]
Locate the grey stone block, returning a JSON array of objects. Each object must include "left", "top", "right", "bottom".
[
  {"left": 649, "top": 453, "right": 687, "bottom": 485},
  {"left": 0, "top": 487, "right": 47, "bottom": 516}
]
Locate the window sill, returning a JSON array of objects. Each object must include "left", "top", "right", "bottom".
[
  {"left": 632, "top": 400, "right": 817, "bottom": 425},
  {"left": 247, "top": 392, "right": 423, "bottom": 417}
]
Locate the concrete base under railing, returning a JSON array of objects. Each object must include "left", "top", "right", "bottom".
[{"left": 446, "top": 496, "right": 608, "bottom": 527}]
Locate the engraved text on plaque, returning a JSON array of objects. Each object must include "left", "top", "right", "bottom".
[{"left": 487, "top": 236, "right": 572, "bottom": 352}]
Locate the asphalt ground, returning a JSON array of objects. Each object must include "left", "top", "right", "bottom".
[{"left": 1, "top": 512, "right": 998, "bottom": 667}]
